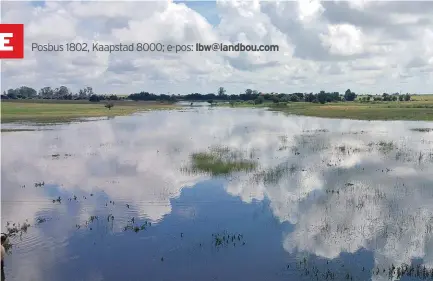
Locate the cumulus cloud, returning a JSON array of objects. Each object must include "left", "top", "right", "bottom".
[
  {"left": 1, "top": 0, "right": 432, "bottom": 94},
  {"left": 320, "top": 24, "right": 365, "bottom": 56}
]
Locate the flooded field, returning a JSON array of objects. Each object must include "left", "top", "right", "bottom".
[{"left": 1, "top": 107, "right": 433, "bottom": 281}]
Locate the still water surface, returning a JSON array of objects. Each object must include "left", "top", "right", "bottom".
[{"left": 1, "top": 107, "right": 433, "bottom": 281}]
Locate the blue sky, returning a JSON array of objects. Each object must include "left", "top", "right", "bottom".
[
  {"left": 30, "top": 1, "right": 45, "bottom": 7},
  {"left": 31, "top": 1, "right": 220, "bottom": 25},
  {"left": 175, "top": 0, "right": 221, "bottom": 26}
]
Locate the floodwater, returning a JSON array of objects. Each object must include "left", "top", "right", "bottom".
[{"left": 1, "top": 107, "right": 433, "bottom": 281}]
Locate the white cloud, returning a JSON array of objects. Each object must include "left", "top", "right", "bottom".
[
  {"left": 26, "top": 11, "right": 77, "bottom": 39},
  {"left": 297, "top": 0, "right": 324, "bottom": 23},
  {"left": 320, "top": 24, "right": 365, "bottom": 56},
  {"left": 1, "top": 0, "right": 433, "bottom": 94}
]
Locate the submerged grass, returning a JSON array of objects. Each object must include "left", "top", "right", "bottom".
[
  {"left": 212, "top": 232, "right": 245, "bottom": 248},
  {"left": 411, "top": 128, "right": 433, "bottom": 132},
  {"left": 189, "top": 152, "right": 257, "bottom": 175},
  {"left": 252, "top": 162, "right": 296, "bottom": 185},
  {"left": 183, "top": 146, "right": 258, "bottom": 176},
  {"left": 377, "top": 141, "right": 396, "bottom": 154}
]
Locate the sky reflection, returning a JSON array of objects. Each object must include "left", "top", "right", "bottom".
[{"left": 1, "top": 108, "right": 433, "bottom": 280}]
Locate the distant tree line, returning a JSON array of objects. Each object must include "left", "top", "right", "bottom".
[
  {"left": 2, "top": 86, "right": 97, "bottom": 100},
  {"left": 359, "top": 92, "right": 411, "bottom": 102},
  {"left": 1, "top": 86, "right": 412, "bottom": 105}
]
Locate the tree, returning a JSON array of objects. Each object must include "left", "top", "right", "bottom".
[
  {"left": 280, "top": 96, "right": 290, "bottom": 103},
  {"left": 52, "top": 86, "right": 69, "bottom": 99},
  {"left": 245, "top": 89, "right": 253, "bottom": 95},
  {"left": 304, "top": 93, "right": 315, "bottom": 102},
  {"left": 39, "top": 87, "right": 54, "bottom": 99},
  {"left": 382, "top": 93, "right": 392, "bottom": 101},
  {"left": 89, "top": 94, "right": 100, "bottom": 102},
  {"left": 399, "top": 95, "right": 404, "bottom": 101},
  {"left": 78, "top": 86, "right": 94, "bottom": 99},
  {"left": 18, "top": 86, "right": 37, "bottom": 98},
  {"left": 218, "top": 87, "right": 226, "bottom": 96},
  {"left": 78, "top": 89, "right": 87, "bottom": 99},
  {"left": 330, "top": 92, "right": 341, "bottom": 101},
  {"left": 86, "top": 87, "right": 94, "bottom": 96},
  {"left": 293, "top": 92, "right": 304, "bottom": 100},
  {"left": 107, "top": 95, "right": 119, "bottom": 100},
  {"left": 404, "top": 93, "right": 411, "bottom": 101},
  {"left": 317, "top": 91, "right": 327, "bottom": 104},
  {"left": 289, "top": 94, "right": 299, "bottom": 102},
  {"left": 6, "top": 89, "right": 18, "bottom": 99},
  {"left": 105, "top": 102, "right": 114, "bottom": 110},
  {"left": 271, "top": 95, "right": 280, "bottom": 103},
  {"left": 344, "top": 89, "right": 356, "bottom": 101},
  {"left": 254, "top": 96, "right": 265, "bottom": 104}
]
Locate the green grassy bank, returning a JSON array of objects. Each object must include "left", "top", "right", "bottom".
[
  {"left": 218, "top": 95, "right": 433, "bottom": 121},
  {"left": 1, "top": 100, "right": 178, "bottom": 124}
]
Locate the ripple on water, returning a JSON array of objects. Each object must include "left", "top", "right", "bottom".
[
  {"left": 2, "top": 110, "right": 433, "bottom": 281},
  {"left": 9, "top": 229, "right": 47, "bottom": 256}
]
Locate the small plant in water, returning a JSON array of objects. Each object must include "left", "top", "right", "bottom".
[
  {"left": 89, "top": 216, "right": 98, "bottom": 223},
  {"left": 410, "top": 128, "right": 433, "bottom": 132},
  {"left": 36, "top": 217, "right": 46, "bottom": 224},
  {"left": 212, "top": 231, "right": 245, "bottom": 249},
  {"left": 122, "top": 219, "right": 151, "bottom": 233},
  {"left": 377, "top": 141, "right": 395, "bottom": 154},
  {"left": 5, "top": 221, "right": 31, "bottom": 237}
]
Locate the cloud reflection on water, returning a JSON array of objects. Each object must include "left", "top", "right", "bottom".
[{"left": 1, "top": 107, "right": 433, "bottom": 280}]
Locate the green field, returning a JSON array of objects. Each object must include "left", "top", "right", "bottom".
[
  {"left": 219, "top": 95, "right": 433, "bottom": 121},
  {"left": 2, "top": 95, "right": 433, "bottom": 125},
  {"left": 1, "top": 100, "right": 178, "bottom": 124}
]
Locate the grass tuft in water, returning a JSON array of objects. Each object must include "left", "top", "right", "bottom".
[
  {"left": 212, "top": 232, "right": 245, "bottom": 248},
  {"left": 34, "top": 181, "right": 45, "bottom": 187},
  {"left": 4, "top": 221, "right": 31, "bottom": 238},
  {"left": 377, "top": 141, "right": 395, "bottom": 154},
  {"left": 122, "top": 218, "right": 151, "bottom": 233},
  {"left": 410, "top": 128, "right": 433, "bottom": 132},
  {"left": 36, "top": 217, "right": 47, "bottom": 224},
  {"left": 183, "top": 146, "right": 257, "bottom": 176}
]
